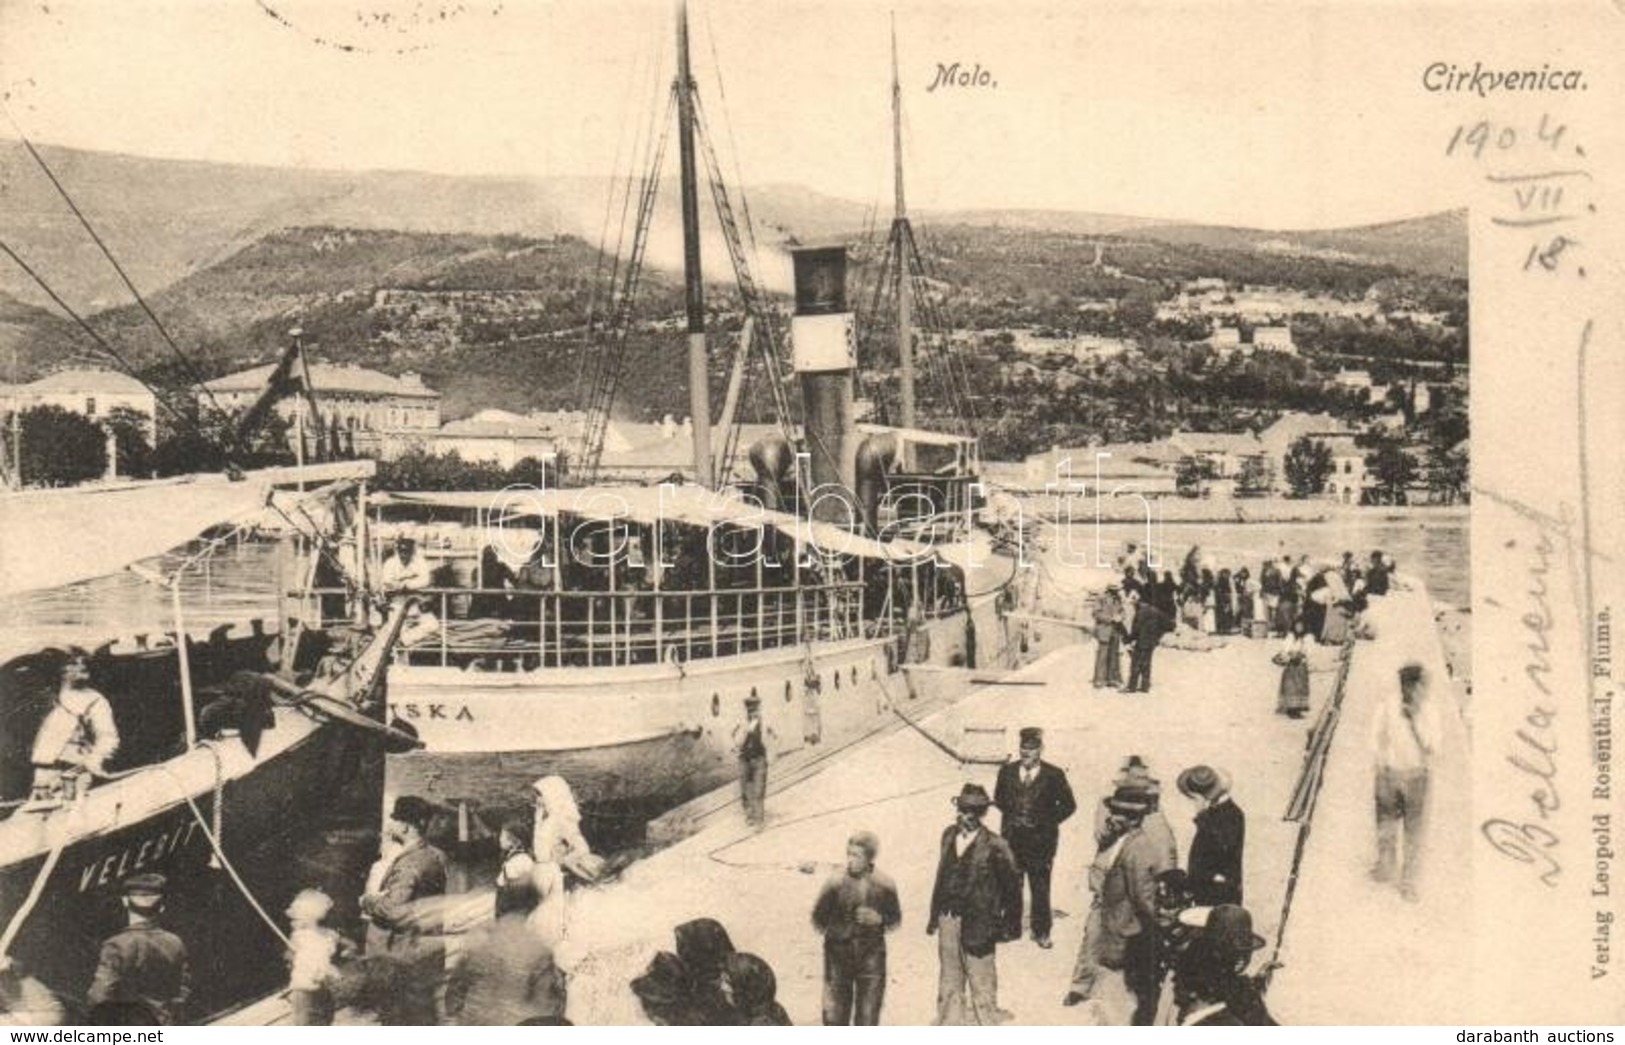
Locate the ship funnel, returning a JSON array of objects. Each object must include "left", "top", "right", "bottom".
[{"left": 789, "top": 246, "right": 858, "bottom": 524}]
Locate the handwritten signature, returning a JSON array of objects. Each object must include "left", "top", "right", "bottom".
[{"left": 1478, "top": 496, "right": 1580, "bottom": 887}]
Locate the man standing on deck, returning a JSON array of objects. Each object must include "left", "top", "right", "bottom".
[
  {"left": 86, "top": 874, "right": 190, "bottom": 1025},
  {"left": 1370, "top": 662, "right": 1439, "bottom": 901},
  {"left": 731, "top": 693, "right": 777, "bottom": 828},
  {"left": 927, "top": 783, "right": 1020, "bottom": 1025},
  {"left": 993, "top": 728, "right": 1076, "bottom": 949},
  {"left": 361, "top": 795, "right": 449, "bottom": 1024},
  {"left": 812, "top": 830, "right": 902, "bottom": 1024},
  {"left": 29, "top": 648, "right": 118, "bottom": 804}
]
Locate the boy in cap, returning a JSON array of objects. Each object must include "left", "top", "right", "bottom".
[
  {"left": 730, "top": 693, "right": 777, "bottom": 828},
  {"left": 993, "top": 727, "right": 1076, "bottom": 948},
  {"left": 927, "top": 783, "right": 1020, "bottom": 1024},
  {"left": 812, "top": 831, "right": 902, "bottom": 1025},
  {"left": 86, "top": 874, "right": 190, "bottom": 1025}
]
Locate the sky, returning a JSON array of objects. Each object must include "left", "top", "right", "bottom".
[{"left": 0, "top": 0, "right": 1613, "bottom": 228}]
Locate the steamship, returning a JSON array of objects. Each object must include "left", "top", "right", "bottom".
[{"left": 292, "top": 8, "right": 1057, "bottom": 841}]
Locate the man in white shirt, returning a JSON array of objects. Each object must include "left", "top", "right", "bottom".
[
  {"left": 1370, "top": 661, "right": 1440, "bottom": 900},
  {"left": 379, "top": 536, "right": 430, "bottom": 592},
  {"left": 30, "top": 649, "right": 118, "bottom": 802}
]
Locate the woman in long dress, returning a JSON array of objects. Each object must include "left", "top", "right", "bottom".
[
  {"left": 1200, "top": 569, "right": 1218, "bottom": 634},
  {"left": 1091, "top": 586, "right": 1125, "bottom": 688},
  {"left": 1275, "top": 620, "right": 1312, "bottom": 718},
  {"left": 1234, "top": 568, "right": 1255, "bottom": 636},
  {"left": 1214, "top": 569, "right": 1235, "bottom": 635},
  {"left": 529, "top": 776, "right": 597, "bottom": 945},
  {"left": 1318, "top": 570, "right": 1351, "bottom": 645}
]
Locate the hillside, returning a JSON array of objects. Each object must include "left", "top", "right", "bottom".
[
  {"left": 0, "top": 142, "right": 1467, "bottom": 317},
  {"left": 1133, "top": 211, "right": 1468, "bottom": 280}
]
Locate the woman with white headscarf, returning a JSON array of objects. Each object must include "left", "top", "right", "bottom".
[{"left": 528, "top": 776, "right": 599, "bottom": 945}]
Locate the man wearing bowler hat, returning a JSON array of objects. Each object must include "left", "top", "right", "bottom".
[
  {"left": 927, "top": 783, "right": 1020, "bottom": 1024},
  {"left": 361, "top": 794, "right": 449, "bottom": 1024},
  {"left": 993, "top": 727, "right": 1076, "bottom": 949},
  {"left": 1091, "top": 785, "right": 1165, "bottom": 1025},
  {"left": 86, "top": 874, "right": 190, "bottom": 1025},
  {"left": 1172, "top": 904, "right": 1276, "bottom": 1026}
]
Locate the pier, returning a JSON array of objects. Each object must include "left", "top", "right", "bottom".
[{"left": 217, "top": 581, "right": 1464, "bottom": 1026}]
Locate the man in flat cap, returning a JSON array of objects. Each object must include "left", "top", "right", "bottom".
[
  {"left": 993, "top": 727, "right": 1076, "bottom": 949},
  {"left": 927, "top": 783, "right": 1020, "bottom": 1025},
  {"left": 361, "top": 794, "right": 449, "bottom": 1024},
  {"left": 86, "top": 874, "right": 190, "bottom": 1025},
  {"left": 812, "top": 830, "right": 902, "bottom": 1025}
]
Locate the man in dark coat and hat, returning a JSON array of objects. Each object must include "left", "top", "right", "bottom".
[
  {"left": 1087, "top": 786, "right": 1165, "bottom": 1025},
  {"left": 1173, "top": 904, "right": 1277, "bottom": 1026},
  {"left": 1178, "top": 765, "right": 1246, "bottom": 907},
  {"left": 993, "top": 728, "right": 1076, "bottom": 949},
  {"left": 86, "top": 874, "right": 190, "bottom": 1025},
  {"left": 1124, "top": 591, "right": 1166, "bottom": 693},
  {"left": 927, "top": 783, "right": 1020, "bottom": 1025},
  {"left": 360, "top": 794, "right": 449, "bottom": 1025}
]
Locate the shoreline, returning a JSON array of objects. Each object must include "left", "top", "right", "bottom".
[{"left": 1005, "top": 494, "right": 1469, "bottom": 526}]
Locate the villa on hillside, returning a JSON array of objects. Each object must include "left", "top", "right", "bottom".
[
  {"left": 201, "top": 361, "right": 442, "bottom": 455},
  {"left": 0, "top": 369, "right": 158, "bottom": 441}
]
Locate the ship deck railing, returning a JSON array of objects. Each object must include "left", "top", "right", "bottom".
[{"left": 290, "top": 582, "right": 963, "bottom": 671}]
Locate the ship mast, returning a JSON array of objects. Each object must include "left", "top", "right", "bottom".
[
  {"left": 676, "top": 0, "right": 714, "bottom": 487},
  {"left": 891, "top": 14, "right": 917, "bottom": 430}
]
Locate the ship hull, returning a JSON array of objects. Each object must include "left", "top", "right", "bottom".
[
  {"left": 383, "top": 589, "right": 1039, "bottom": 841},
  {"left": 0, "top": 711, "right": 382, "bottom": 1023},
  {"left": 0, "top": 628, "right": 385, "bottom": 1025}
]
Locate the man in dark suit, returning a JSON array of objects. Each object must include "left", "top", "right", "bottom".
[
  {"left": 993, "top": 727, "right": 1076, "bottom": 949},
  {"left": 1124, "top": 591, "right": 1165, "bottom": 693},
  {"left": 86, "top": 874, "right": 190, "bottom": 1025},
  {"left": 927, "top": 783, "right": 1020, "bottom": 1025},
  {"left": 1178, "top": 765, "right": 1246, "bottom": 906},
  {"left": 361, "top": 794, "right": 450, "bottom": 1025}
]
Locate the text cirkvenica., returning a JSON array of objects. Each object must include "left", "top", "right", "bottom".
[{"left": 1423, "top": 62, "right": 1586, "bottom": 95}]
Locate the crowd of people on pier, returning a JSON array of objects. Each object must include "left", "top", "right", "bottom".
[
  {"left": 16, "top": 537, "right": 1435, "bottom": 1028},
  {"left": 1090, "top": 545, "right": 1398, "bottom": 705}
]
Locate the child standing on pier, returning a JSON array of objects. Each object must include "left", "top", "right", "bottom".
[{"left": 285, "top": 889, "right": 349, "bottom": 1026}]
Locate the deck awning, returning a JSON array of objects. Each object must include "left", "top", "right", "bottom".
[
  {"left": 373, "top": 484, "right": 940, "bottom": 563},
  {"left": 0, "top": 461, "right": 374, "bottom": 597}
]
